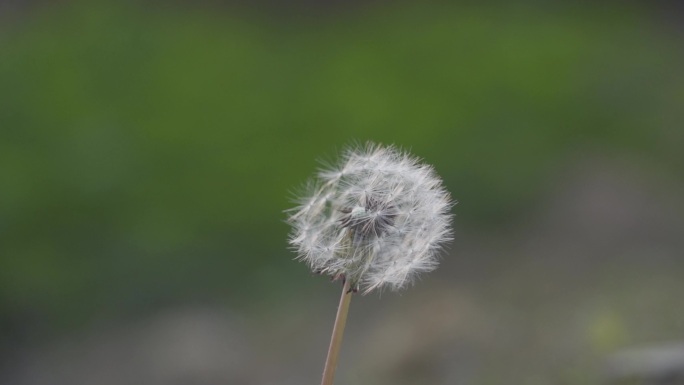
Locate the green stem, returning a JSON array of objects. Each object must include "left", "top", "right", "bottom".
[{"left": 320, "top": 278, "right": 353, "bottom": 385}]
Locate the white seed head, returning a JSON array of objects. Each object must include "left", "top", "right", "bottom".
[{"left": 287, "top": 142, "right": 454, "bottom": 294}]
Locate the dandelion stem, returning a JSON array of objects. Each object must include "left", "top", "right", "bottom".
[{"left": 321, "top": 278, "right": 353, "bottom": 385}]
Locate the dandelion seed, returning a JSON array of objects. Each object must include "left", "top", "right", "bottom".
[{"left": 287, "top": 142, "right": 453, "bottom": 293}]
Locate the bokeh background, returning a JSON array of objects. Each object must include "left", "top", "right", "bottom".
[{"left": 1, "top": 1, "right": 684, "bottom": 384}]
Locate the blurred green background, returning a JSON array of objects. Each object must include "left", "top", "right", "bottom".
[{"left": 1, "top": 1, "right": 684, "bottom": 384}]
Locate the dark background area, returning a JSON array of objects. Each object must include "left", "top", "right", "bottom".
[{"left": 1, "top": 1, "right": 683, "bottom": 384}]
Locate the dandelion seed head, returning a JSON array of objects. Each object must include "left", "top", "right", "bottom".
[{"left": 287, "top": 142, "right": 453, "bottom": 294}]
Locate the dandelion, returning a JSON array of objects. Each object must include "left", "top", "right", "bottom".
[{"left": 286, "top": 142, "right": 454, "bottom": 385}]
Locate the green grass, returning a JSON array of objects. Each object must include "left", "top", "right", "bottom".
[{"left": 0, "top": 0, "right": 682, "bottom": 331}]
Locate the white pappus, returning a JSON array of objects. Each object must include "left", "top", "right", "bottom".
[{"left": 287, "top": 142, "right": 454, "bottom": 294}]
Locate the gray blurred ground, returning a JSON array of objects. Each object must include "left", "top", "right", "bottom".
[{"left": 4, "top": 155, "right": 683, "bottom": 385}]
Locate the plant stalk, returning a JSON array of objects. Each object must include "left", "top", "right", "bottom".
[{"left": 320, "top": 278, "right": 353, "bottom": 385}]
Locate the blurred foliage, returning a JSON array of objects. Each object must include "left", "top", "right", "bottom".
[
  {"left": 590, "top": 310, "right": 630, "bottom": 354},
  {"left": 0, "top": 0, "right": 683, "bottom": 333}
]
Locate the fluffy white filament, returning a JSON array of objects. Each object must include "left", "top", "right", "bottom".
[{"left": 287, "top": 143, "right": 453, "bottom": 293}]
